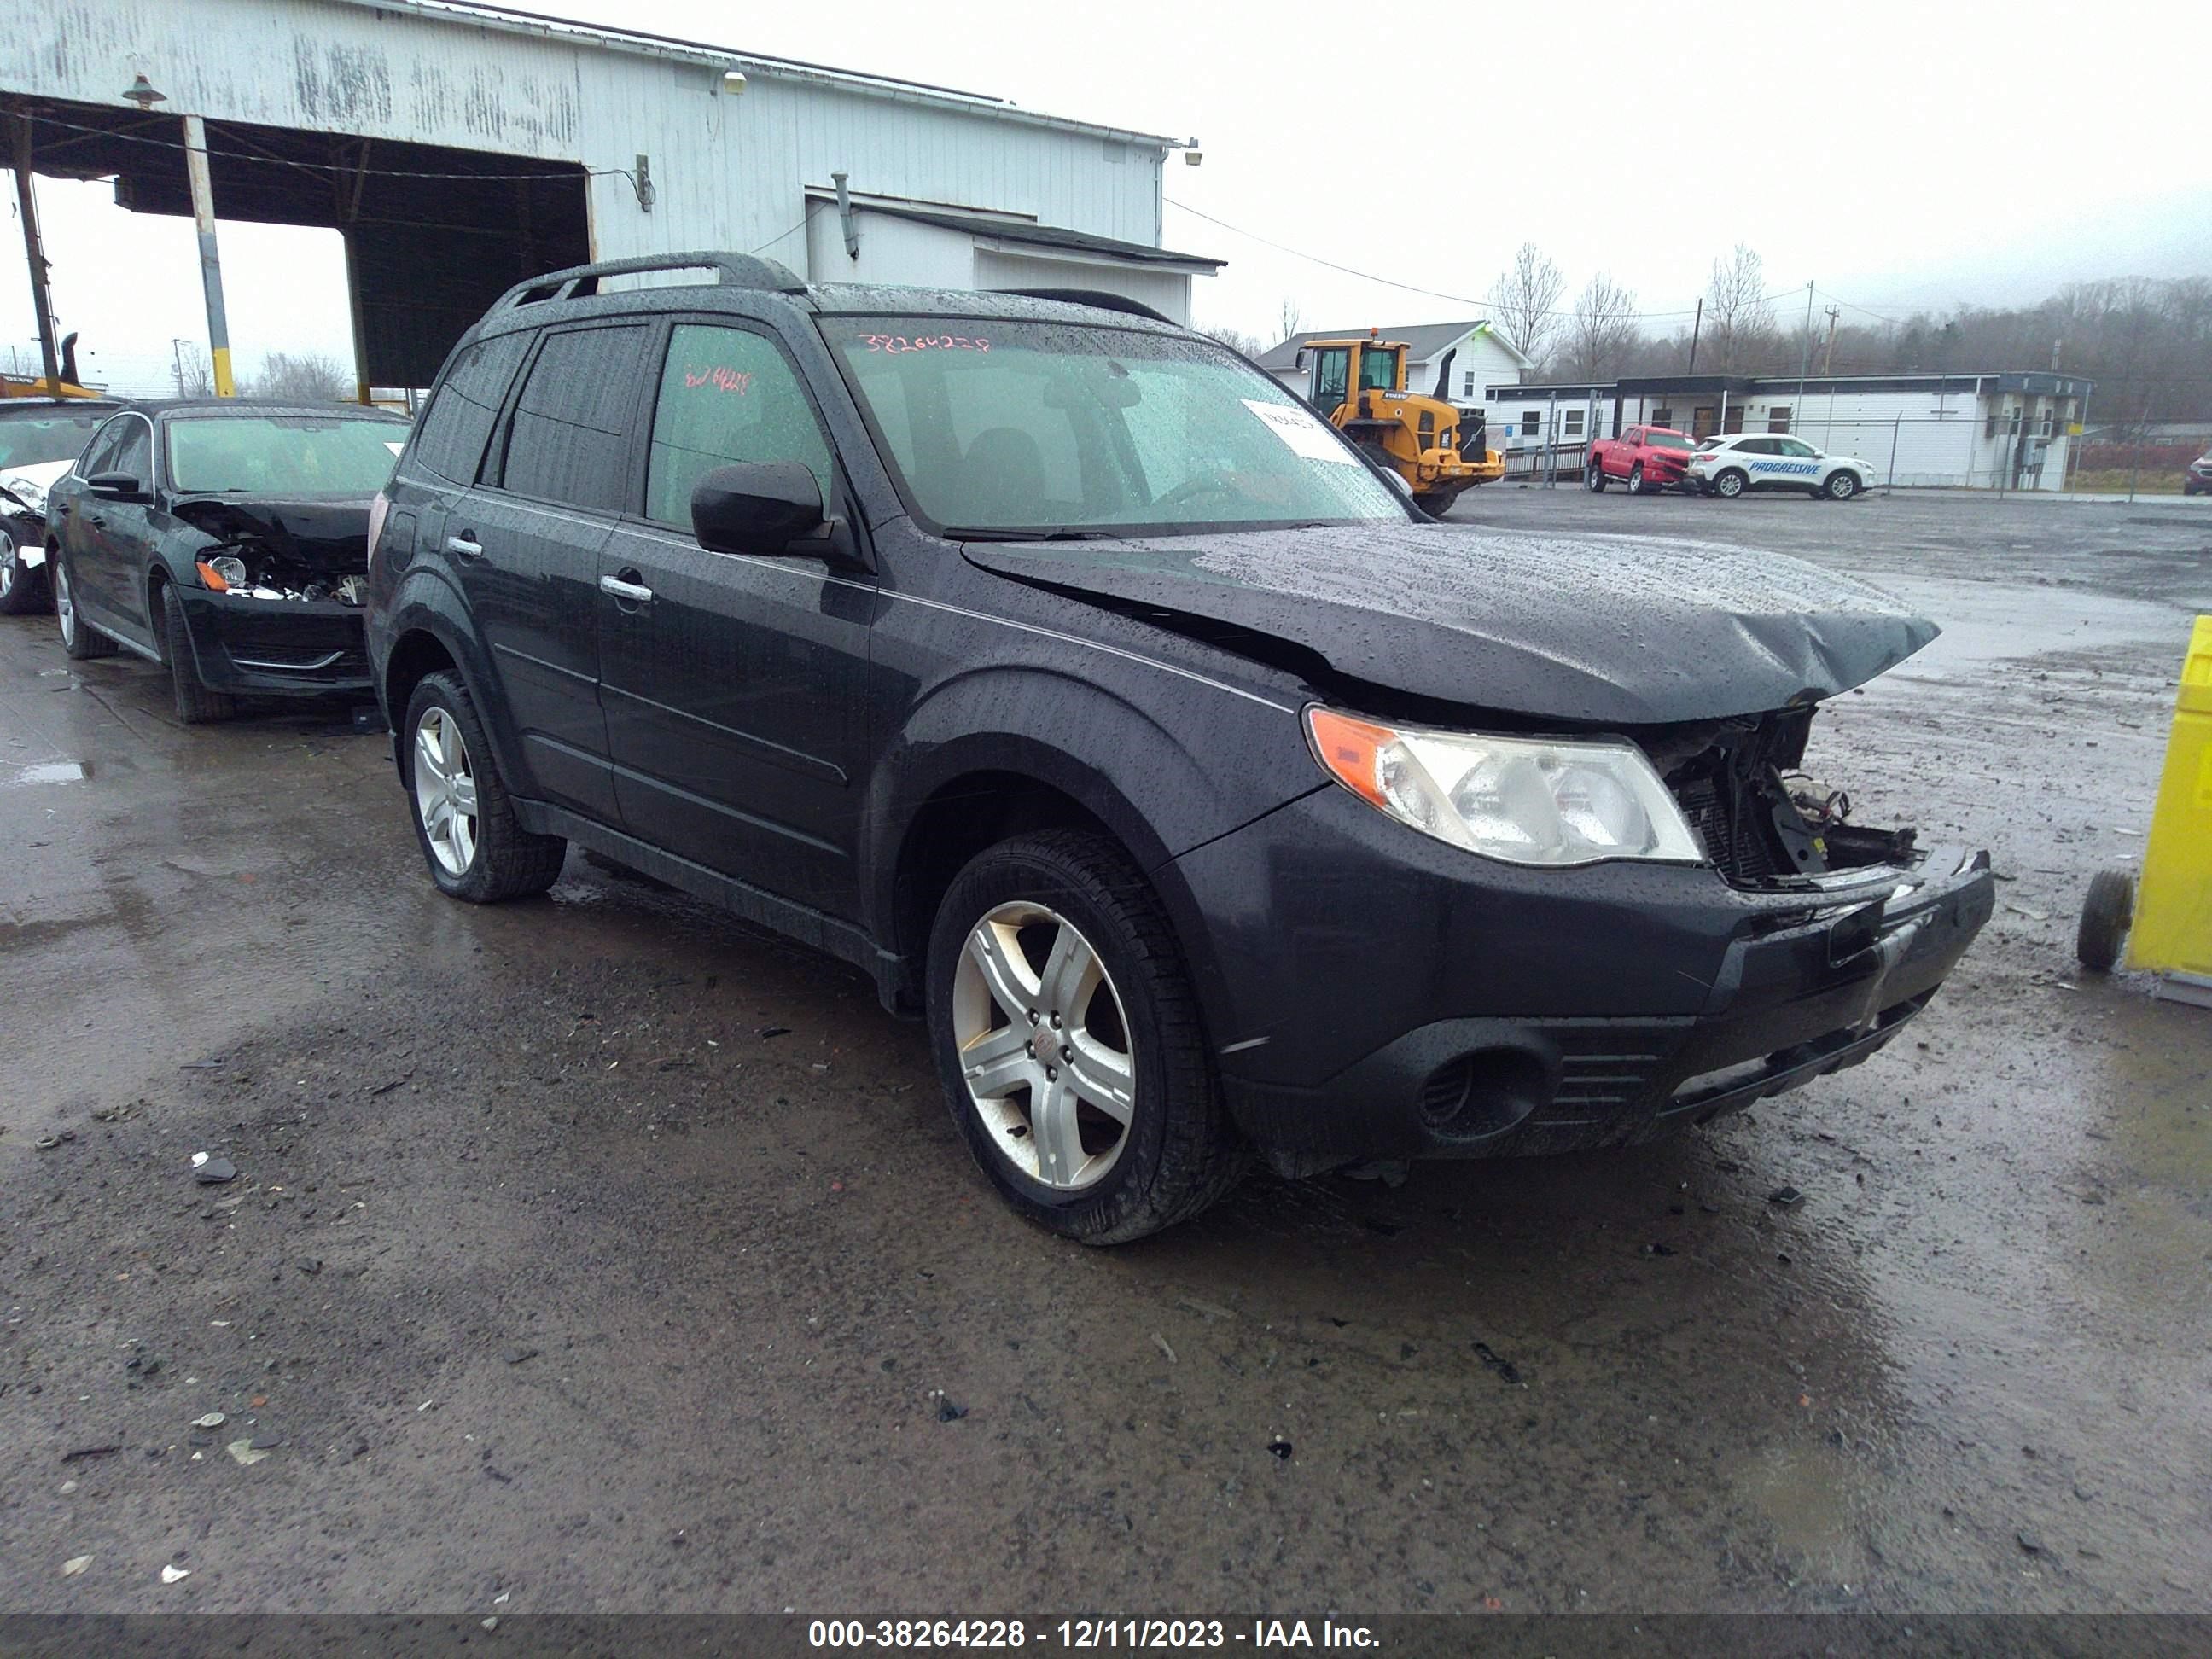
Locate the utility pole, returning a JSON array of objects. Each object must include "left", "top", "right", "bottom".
[
  {"left": 10, "top": 114, "right": 61, "bottom": 393},
  {"left": 171, "top": 337, "right": 189, "bottom": 398},
  {"left": 1792, "top": 281, "right": 1814, "bottom": 433},
  {"left": 1685, "top": 297, "right": 1703, "bottom": 375},
  {"left": 1820, "top": 306, "right": 1840, "bottom": 375},
  {"left": 180, "top": 114, "right": 236, "bottom": 397}
]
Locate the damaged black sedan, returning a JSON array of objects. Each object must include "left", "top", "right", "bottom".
[
  {"left": 47, "top": 400, "right": 408, "bottom": 721},
  {"left": 370, "top": 266, "right": 1993, "bottom": 1243}
]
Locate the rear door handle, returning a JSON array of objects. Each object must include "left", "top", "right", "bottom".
[
  {"left": 599, "top": 573, "right": 654, "bottom": 604},
  {"left": 446, "top": 533, "right": 484, "bottom": 558}
]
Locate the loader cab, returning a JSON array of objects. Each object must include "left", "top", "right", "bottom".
[{"left": 1303, "top": 337, "right": 1407, "bottom": 417}]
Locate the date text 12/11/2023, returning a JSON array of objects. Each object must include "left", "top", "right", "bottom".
[{"left": 806, "top": 1619, "right": 1382, "bottom": 1649}]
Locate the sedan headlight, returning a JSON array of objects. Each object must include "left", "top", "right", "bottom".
[
  {"left": 1, "top": 474, "right": 45, "bottom": 514},
  {"left": 1306, "top": 707, "right": 1705, "bottom": 867}
]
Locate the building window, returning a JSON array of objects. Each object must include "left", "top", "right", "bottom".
[
  {"left": 2040, "top": 408, "right": 2055, "bottom": 438},
  {"left": 1462, "top": 371, "right": 1476, "bottom": 399},
  {"left": 1563, "top": 409, "right": 1585, "bottom": 438},
  {"left": 1767, "top": 405, "right": 1792, "bottom": 434},
  {"left": 1650, "top": 407, "right": 1674, "bottom": 428},
  {"left": 1985, "top": 407, "right": 2000, "bottom": 439},
  {"left": 1522, "top": 409, "right": 1542, "bottom": 438}
]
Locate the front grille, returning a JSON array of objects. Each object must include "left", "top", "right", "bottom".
[{"left": 1671, "top": 775, "right": 1783, "bottom": 883}]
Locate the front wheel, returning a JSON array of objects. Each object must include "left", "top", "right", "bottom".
[
  {"left": 1825, "top": 469, "right": 1860, "bottom": 501},
  {"left": 0, "top": 528, "right": 47, "bottom": 614},
  {"left": 400, "top": 671, "right": 567, "bottom": 902},
  {"left": 927, "top": 830, "right": 1243, "bottom": 1243},
  {"left": 54, "top": 552, "right": 115, "bottom": 660},
  {"left": 1713, "top": 469, "right": 1748, "bottom": 499},
  {"left": 161, "top": 583, "right": 237, "bottom": 725},
  {"left": 1627, "top": 463, "right": 1648, "bottom": 496}
]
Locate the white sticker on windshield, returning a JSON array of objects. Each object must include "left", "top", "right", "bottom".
[
  {"left": 385, "top": 441, "right": 405, "bottom": 455},
  {"left": 1241, "top": 399, "right": 1357, "bottom": 464}
]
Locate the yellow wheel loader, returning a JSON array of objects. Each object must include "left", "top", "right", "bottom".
[{"left": 1297, "top": 331, "right": 1503, "bottom": 514}]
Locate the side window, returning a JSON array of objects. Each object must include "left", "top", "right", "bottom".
[
  {"left": 113, "top": 420, "right": 154, "bottom": 486},
  {"left": 79, "top": 417, "right": 129, "bottom": 479},
  {"left": 643, "top": 323, "right": 835, "bottom": 525},
  {"left": 1778, "top": 438, "right": 1818, "bottom": 458},
  {"left": 495, "top": 324, "right": 650, "bottom": 513},
  {"left": 413, "top": 332, "right": 528, "bottom": 485}
]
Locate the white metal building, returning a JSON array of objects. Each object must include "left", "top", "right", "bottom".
[
  {"left": 1488, "top": 372, "right": 2096, "bottom": 490},
  {"left": 1254, "top": 321, "right": 1534, "bottom": 413},
  {"left": 0, "top": 0, "right": 1219, "bottom": 388}
]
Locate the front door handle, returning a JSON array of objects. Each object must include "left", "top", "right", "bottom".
[
  {"left": 446, "top": 533, "right": 484, "bottom": 558},
  {"left": 599, "top": 573, "right": 654, "bottom": 605}
]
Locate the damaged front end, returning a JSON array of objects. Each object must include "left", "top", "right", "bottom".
[
  {"left": 166, "top": 496, "right": 376, "bottom": 696},
  {"left": 1644, "top": 705, "right": 1919, "bottom": 888}
]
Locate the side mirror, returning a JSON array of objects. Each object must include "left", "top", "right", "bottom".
[
  {"left": 87, "top": 471, "right": 146, "bottom": 500},
  {"left": 1295, "top": 348, "right": 1307, "bottom": 371},
  {"left": 690, "top": 462, "right": 825, "bottom": 556}
]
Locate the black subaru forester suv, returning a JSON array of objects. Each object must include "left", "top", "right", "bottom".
[{"left": 366, "top": 252, "right": 1993, "bottom": 1243}]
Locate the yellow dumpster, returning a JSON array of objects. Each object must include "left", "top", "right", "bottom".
[{"left": 2128, "top": 615, "right": 2212, "bottom": 1004}]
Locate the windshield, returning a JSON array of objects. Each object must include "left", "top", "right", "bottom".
[
  {"left": 1646, "top": 431, "right": 1693, "bottom": 451},
  {"left": 828, "top": 318, "right": 1408, "bottom": 535},
  {"left": 166, "top": 416, "right": 405, "bottom": 495},
  {"left": 0, "top": 410, "right": 110, "bottom": 469}
]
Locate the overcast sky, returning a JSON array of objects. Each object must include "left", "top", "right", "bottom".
[{"left": 6, "top": 0, "right": 2207, "bottom": 391}]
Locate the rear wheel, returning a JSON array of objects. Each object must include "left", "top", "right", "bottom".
[
  {"left": 1713, "top": 469, "right": 1748, "bottom": 499},
  {"left": 401, "top": 671, "right": 567, "bottom": 902},
  {"left": 927, "top": 830, "right": 1243, "bottom": 1243},
  {"left": 0, "top": 528, "right": 48, "bottom": 614},
  {"left": 1825, "top": 469, "right": 1860, "bottom": 501},
  {"left": 160, "top": 582, "right": 237, "bottom": 725},
  {"left": 1585, "top": 464, "right": 1606, "bottom": 492},
  {"left": 2075, "top": 868, "right": 2134, "bottom": 973},
  {"left": 54, "top": 553, "right": 115, "bottom": 659}
]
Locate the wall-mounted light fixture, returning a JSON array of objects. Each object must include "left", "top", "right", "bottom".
[
  {"left": 121, "top": 73, "right": 166, "bottom": 108},
  {"left": 1182, "top": 137, "right": 1202, "bottom": 166},
  {"left": 721, "top": 69, "right": 748, "bottom": 95}
]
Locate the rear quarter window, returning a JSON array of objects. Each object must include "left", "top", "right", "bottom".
[{"left": 411, "top": 333, "right": 528, "bottom": 484}]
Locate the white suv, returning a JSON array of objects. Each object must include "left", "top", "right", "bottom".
[{"left": 1687, "top": 434, "right": 1873, "bottom": 501}]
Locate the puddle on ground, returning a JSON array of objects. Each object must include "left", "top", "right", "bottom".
[{"left": 5, "top": 760, "right": 88, "bottom": 786}]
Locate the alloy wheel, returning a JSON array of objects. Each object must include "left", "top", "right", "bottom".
[
  {"left": 54, "top": 558, "right": 73, "bottom": 643},
  {"left": 413, "top": 705, "right": 481, "bottom": 876},
  {"left": 951, "top": 900, "right": 1136, "bottom": 1190}
]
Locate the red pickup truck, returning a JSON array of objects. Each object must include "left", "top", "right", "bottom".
[{"left": 1585, "top": 425, "right": 1697, "bottom": 495}]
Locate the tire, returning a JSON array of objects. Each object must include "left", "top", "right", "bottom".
[
  {"left": 1627, "top": 463, "right": 1647, "bottom": 496},
  {"left": 0, "top": 527, "right": 48, "bottom": 614},
  {"left": 400, "top": 670, "right": 567, "bottom": 902},
  {"left": 2075, "top": 868, "right": 2134, "bottom": 974},
  {"left": 1825, "top": 470, "right": 1860, "bottom": 501},
  {"left": 1713, "top": 469, "right": 1748, "bottom": 499},
  {"left": 53, "top": 551, "right": 115, "bottom": 659},
  {"left": 926, "top": 829, "right": 1244, "bottom": 1243},
  {"left": 1585, "top": 464, "right": 1606, "bottom": 492},
  {"left": 1412, "top": 492, "right": 1450, "bottom": 516},
  {"left": 160, "top": 582, "right": 238, "bottom": 725}
]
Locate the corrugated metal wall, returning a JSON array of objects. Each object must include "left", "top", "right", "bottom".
[{"left": 0, "top": 0, "right": 1168, "bottom": 259}]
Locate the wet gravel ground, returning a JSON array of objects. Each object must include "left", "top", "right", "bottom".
[{"left": 3, "top": 488, "right": 2210, "bottom": 1615}]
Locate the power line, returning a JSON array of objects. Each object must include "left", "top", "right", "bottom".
[
  {"left": 1165, "top": 196, "right": 1801, "bottom": 325},
  {"left": 20, "top": 112, "right": 610, "bottom": 185}
]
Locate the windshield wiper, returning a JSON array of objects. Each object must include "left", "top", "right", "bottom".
[{"left": 948, "top": 527, "right": 1121, "bottom": 543}]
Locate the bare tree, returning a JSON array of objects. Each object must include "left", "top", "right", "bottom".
[
  {"left": 1277, "top": 298, "right": 1305, "bottom": 350},
  {"left": 255, "top": 351, "right": 352, "bottom": 403},
  {"left": 1490, "top": 242, "right": 1565, "bottom": 368},
  {"left": 1563, "top": 274, "right": 1641, "bottom": 382},
  {"left": 1703, "top": 243, "right": 1778, "bottom": 373},
  {"left": 172, "top": 342, "right": 213, "bottom": 399},
  {"left": 1197, "top": 324, "right": 1269, "bottom": 360}
]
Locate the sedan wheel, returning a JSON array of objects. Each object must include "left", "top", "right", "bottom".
[
  {"left": 0, "top": 528, "right": 35, "bottom": 615},
  {"left": 1714, "top": 469, "right": 1747, "bottom": 499},
  {"left": 952, "top": 899, "right": 1137, "bottom": 1191},
  {"left": 1825, "top": 469, "right": 1860, "bottom": 500},
  {"left": 54, "top": 555, "right": 114, "bottom": 659},
  {"left": 413, "top": 705, "right": 482, "bottom": 877}
]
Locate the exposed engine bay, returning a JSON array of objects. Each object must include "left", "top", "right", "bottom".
[
  {"left": 1644, "top": 706, "right": 1918, "bottom": 887},
  {"left": 174, "top": 496, "right": 370, "bottom": 606}
]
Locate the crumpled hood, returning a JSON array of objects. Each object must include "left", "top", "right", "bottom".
[
  {"left": 172, "top": 495, "right": 374, "bottom": 574},
  {"left": 959, "top": 521, "right": 1938, "bottom": 725}
]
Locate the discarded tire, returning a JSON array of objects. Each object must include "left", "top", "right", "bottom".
[{"left": 2075, "top": 867, "right": 2135, "bottom": 973}]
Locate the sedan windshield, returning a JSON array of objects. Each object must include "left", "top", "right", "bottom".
[
  {"left": 166, "top": 416, "right": 405, "bottom": 495},
  {"left": 0, "top": 411, "right": 110, "bottom": 469},
  {"left": 827, "top": 317, "right": 1408, "bottom": 535}
]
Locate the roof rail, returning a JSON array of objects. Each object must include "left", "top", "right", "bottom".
[
  {"left": 989, "top": 288, "right": 1177, "bottom": 325},
  {"left": 493, "top": 251, "right": 808, "bottom": 311}
]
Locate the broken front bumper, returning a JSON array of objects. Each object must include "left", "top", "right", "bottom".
[
  {"left": 1165, "top": 783, "right": 1995, "bottom": 1176},
  {"left": 169, "top": 586, "right": 372, "bottom": 698}
]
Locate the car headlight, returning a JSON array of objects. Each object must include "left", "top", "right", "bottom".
[
  {"left": 1305, "top": 707, "right": 1705, "bottom": 867},
  {"left": 2, "top": 474, "right": 45, "bottom": 514}
]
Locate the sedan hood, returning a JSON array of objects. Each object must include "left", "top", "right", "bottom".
[
  {"left": 172, "top": 495, "right": 374, "bottom": 575},
  {"left": 959, "top": 521, "right": 1938, "bottom": 725}
]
